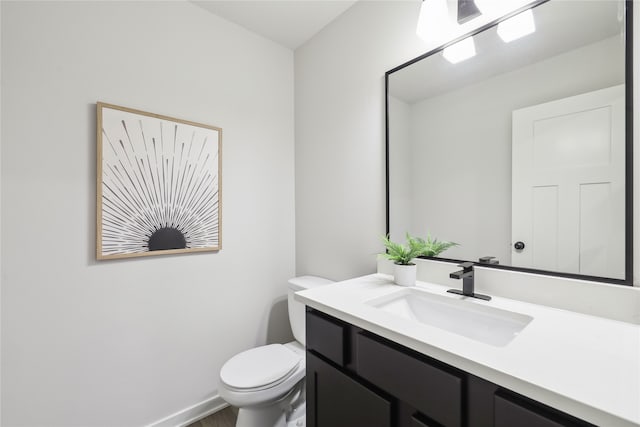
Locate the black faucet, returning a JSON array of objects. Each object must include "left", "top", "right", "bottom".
[{"left": 447, "top": 262, "right": 491, "bottom": 301}]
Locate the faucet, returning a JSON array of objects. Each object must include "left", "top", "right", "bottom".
[{"left": 447, "top": 262, "right": 491, "bottom": 301}]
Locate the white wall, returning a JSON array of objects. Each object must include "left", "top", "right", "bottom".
[
  {"left": 388, "top": 96, "right": 412, "bottom": 242},
  {"left": 1, "top": 2, "right": 295, "bottom": 426},
  {"left": 295, "top": 1, "right": 425, "bottom": 281},
  {"left": 295, "top": 0, "right": 640, "bottom": 287}
]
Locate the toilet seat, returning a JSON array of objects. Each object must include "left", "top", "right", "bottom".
[{"left": 220, "top": 344, "right": 302, "bottom": 392}]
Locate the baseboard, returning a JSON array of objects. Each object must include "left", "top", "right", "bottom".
[{"left": 147, "top": 395, "right": 229, "bottom": 427}]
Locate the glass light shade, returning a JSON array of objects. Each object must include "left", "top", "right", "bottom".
[
  {"left": 473, "top": 0, "right": 510, "bottom": 16},
  {"left": 442, "top": 36, "right": 476, "bottom": 63},
  {"left": 475, "top": 0, "right": 537, "bottom": 20},
  {"left": 497, "top": 9, "right": 536, "bottom": 42},
  {"left": 416, "top": 0, "right": 455, "bottom": 45}
]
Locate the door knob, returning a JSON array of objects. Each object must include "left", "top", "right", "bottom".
[{"left": 514, "top": 241, "right": 525, "bottom": 250}]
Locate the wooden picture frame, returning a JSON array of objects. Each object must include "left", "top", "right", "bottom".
[{"left": 96, "top": 102, "right": 222, "bottom": 260}]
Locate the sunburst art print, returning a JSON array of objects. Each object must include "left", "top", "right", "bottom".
[{"left": 97, "top": 102, "right": 222, "bottom": 260}]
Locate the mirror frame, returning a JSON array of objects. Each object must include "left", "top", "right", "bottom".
[{"left": 385, "top": 0, "right": 634, "bottom": 285}]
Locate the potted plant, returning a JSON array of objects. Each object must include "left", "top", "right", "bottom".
[
  {"left": 381, "top": 233, "right": 424, "bottom": 286},
  {"left": 415, "top": 234, "right": 458, "bottom": 257}
]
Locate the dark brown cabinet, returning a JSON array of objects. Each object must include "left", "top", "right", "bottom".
[
  {"left": 494, "top": 391, "right": 594, "bottom": 427},
  {"left": 307, "top": 351, "right": 392, "bottom": 427},
  {"left": 357, "top": 332, "right": 463, "bottom": 427},
  {"left": 305, "top": 308, "right": 595, "bottom": 427}
]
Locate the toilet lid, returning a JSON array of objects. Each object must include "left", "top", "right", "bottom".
[{"left": 220, "top": 344, "right": 302, "bottom": 390}]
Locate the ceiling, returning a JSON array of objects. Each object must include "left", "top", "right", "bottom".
[{"left": 192, "top": 0, "right": 358, "bottom": 50}]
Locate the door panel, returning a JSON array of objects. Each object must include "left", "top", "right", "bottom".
[
  {"left": 531, "top": 185, "right": 559, "bottom": 270},
  {"left": 512, "top": 85, "right": 624, "bottom": 278}
]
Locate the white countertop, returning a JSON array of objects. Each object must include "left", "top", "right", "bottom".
[{"left": 295, "top": 274, "right": 640, "bottom": 427}]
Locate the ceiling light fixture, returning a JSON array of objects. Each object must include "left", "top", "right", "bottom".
[
  {"left": 473, "top": 0, "right": 511, "bottom": 16},
  {"left": 416, "top": 0, "right": 456, "bottom": 45},
  {"left": 442, "top": 36, "right": 476, "bottom": 63},
  {"left": 497, "top": 9, "right": 536, "bottom": 42},
  {"left": 417, "top": 0, "right": 536, "bottom": 49}
]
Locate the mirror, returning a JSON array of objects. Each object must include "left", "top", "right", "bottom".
[{"left": 387, "top": 0, "right": 632, "bottom": 283}]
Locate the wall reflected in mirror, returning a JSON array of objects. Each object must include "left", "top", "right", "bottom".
[{"left": 387, "top": 0, "right": 629, "bottom": 281}]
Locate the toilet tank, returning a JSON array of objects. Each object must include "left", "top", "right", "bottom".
[{"left": 288, "top": 276, "right": 334, "bottom": 345}]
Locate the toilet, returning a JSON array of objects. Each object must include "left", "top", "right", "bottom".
[{"left": 219, "top": 276, "right": 334, "bottom": 427}]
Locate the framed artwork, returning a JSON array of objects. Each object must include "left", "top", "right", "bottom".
[{"left": 96, "top": 102, "right": 222, "bottom": 260}]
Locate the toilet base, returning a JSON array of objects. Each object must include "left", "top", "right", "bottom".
[
  {"left": 234, "top": 381, "right": 305, "bottom": 427},
  {"left": 286, "top": 400, "right": 306, "bottom": 427},
  {"left": 235, "top": 402, "right": 306, "bottom": 427},
  {"left": 236, "top": 405, "right": 287, "bottom": 427},
  {"left": 286, "top": 413, "right": 305, "bottom": 427}
]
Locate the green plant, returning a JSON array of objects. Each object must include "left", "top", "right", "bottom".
[
  {"left": 415, "top": 234, "right": 458, "bottom": 257},
  {"left": 381, "top": 233, "right": 424, "bottom": 265}
]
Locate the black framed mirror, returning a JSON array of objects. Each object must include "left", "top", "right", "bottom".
[{"left": 386, "top": 0, "right": 633, "bottom": 285}]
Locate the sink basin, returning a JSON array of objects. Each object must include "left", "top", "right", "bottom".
[{"left": 366, "top": 288, "right": 533, "bottom": 346}]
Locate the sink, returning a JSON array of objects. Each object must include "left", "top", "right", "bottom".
[{"left": 366, "top": 288, "right": 533, "bottom": 346}]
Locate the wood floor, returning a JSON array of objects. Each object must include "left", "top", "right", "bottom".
[{"left": 188, "top": 406, "right": 238, "bottom": 427}]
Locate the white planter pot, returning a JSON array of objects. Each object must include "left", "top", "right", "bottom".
[{"left": 393, "top": 263, "right": 417, "bottom": 287}]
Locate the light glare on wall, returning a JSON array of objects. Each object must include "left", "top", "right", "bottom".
[
  {"left": 497, "top": 9, "right": 536, "bottom": 42},
  {"left": 442, "top": 37, "right": 476, "bottom": 63}
]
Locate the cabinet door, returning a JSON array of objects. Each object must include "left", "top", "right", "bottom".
[
  {"left": 306, "top": 351, "right": 392, "bottom": 427},
  {"left": 467, "top": 374, "right": 499, "bottom": 427},
  {"left": 356, "top": 332, "right": 463, "bottom": 427}
]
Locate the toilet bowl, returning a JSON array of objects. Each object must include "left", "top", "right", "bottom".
[{"left": 219, "top": 276, "right": 334, "bottom": 427}]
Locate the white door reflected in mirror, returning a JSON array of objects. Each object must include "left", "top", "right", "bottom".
[{"left": 511, "top": 85, "right": 625, "bottom": 279}]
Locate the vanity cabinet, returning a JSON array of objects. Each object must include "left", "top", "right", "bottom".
[
  {"left": 306, "top": 308, "right": 595, "bottom": 427},
  {"left": 306, "top": 352, "right": 392, "bottom": 427}
]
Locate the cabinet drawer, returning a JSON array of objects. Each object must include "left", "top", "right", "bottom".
[
  {"left": 356, "top": 332, "right": 463, "bottom": 427},
  {"left": 306, "top": 309, "right": 346, "bottom": 366},
  {"left": 307, "top": 351, "right": 392, "bottom": 427},
  {"left": 495, "top": 391, "right": 594, "bottom": 427}
]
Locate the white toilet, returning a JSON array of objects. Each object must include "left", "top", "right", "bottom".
[{"left": 219, "top": 276, "right": 334, "bottom": 427}]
